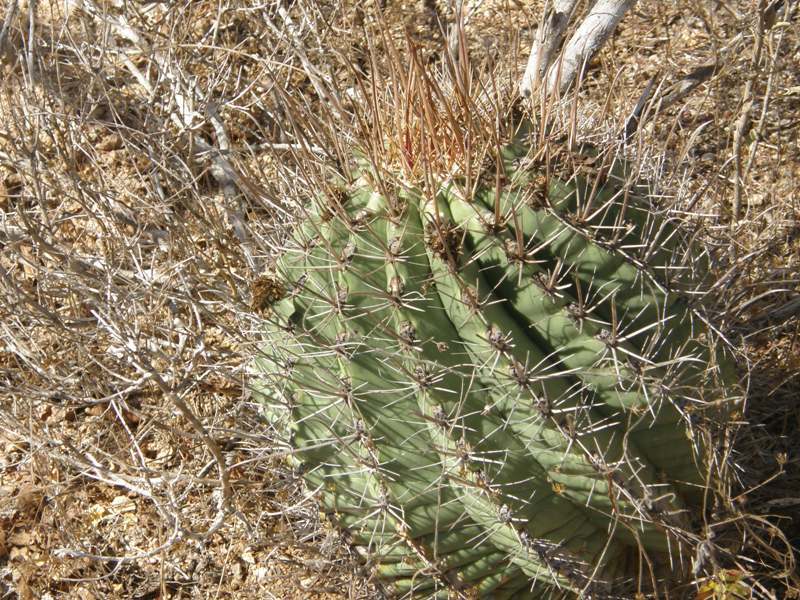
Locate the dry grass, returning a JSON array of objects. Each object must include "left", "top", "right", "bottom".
[{"left": 0, "top": 0, "right": 797, "bottom": 598}]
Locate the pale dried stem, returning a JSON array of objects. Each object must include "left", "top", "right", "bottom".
[
  {"left": 520, "top": 0, "right": 579, "bottom": 97},
  {"left": 549, "top": 0, "right": 636, "bottom": 95},
  {"left": 0, "top": 0, "right": 18, "bottom": 56},
  {"left": 731, "top": 1, "right": 768, "bottom": 231},
  {"left": 743, "top": 2, "right": 791, "bottom": 179},
  {"left": 521, "top": 0, "right": 636, "bottom": 98}
]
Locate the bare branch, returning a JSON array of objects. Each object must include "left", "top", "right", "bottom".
[
  {"left": 522, "top": 0, "right": 636, "bottom": 98},
  {"left": 520, "top": 0, "right": 579, "bottom": 97},
  {"left": 549, "top": 0, "right": 636, "bottom": 95},
  {"left": 0, "top": 0, "right": 18, "bottom": 58}
]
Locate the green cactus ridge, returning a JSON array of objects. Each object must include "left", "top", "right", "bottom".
[{"left": 254, "top": 139, "right": 738, "bottom": 598}]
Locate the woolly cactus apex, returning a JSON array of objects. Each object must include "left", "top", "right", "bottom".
[{"left": 253, "top": 133, "right": 739, "bottom": 598}]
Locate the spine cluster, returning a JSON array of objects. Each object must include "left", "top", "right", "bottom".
[{"left": 255, "top": 139, "right": 737, "bottom": 598}]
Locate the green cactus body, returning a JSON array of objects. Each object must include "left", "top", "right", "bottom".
[{"left": 254, "top": 140, "right": 737, "bottom": 598}]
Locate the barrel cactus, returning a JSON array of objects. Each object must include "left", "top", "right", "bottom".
[{"left": 253, "top": 128, "right": 738, "bottom": 597}]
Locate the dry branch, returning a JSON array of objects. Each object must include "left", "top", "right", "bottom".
[
  {"left": 520, "top": 0, "right": 579, "bottom": 97},
  {"left": 521, "top": 0, "right": 636, "bottom": 98}
]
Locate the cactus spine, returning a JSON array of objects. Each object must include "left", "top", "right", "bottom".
[{"left": 253, "top": 129, "right": 737, "bottom": 597}]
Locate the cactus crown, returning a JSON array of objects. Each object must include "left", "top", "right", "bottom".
[{"left": 253, "top": 38, "right": 738, "bottom": 599}]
